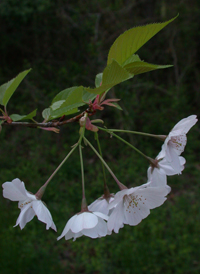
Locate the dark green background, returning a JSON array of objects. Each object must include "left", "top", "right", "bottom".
[{"left": 0, "top": 1, "right": 199, "bottom": 273}]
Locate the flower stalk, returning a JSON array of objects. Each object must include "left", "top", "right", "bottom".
[
  {"left": 94, "top": 132, "right": 111, "bottom": 198},
  {"left": 97, "top": 126, "right": 150, "bottom": 161},
  {"left": 103, "top": 128, "right": 167, "bottom": 141},
  {"left": 35, "top": 143, "right": 79, "bottom": 199},
  {"left": 79, "top": 143, "right": 88, "bottom": 211},
  {"left": 84, "top": 137, "right": 126, "bottom": 190}
]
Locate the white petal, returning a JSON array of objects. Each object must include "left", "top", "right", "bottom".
[
  {"left": 124, "top": 204, "right": 143, "bottom": 226},
  {"left": 170, "top": 135, "right": 187, "bottom": 154},
  {"left": 179, "top": 156, "right": 186, "bottom": 165},
  {"left": 72, "top": 231, "right": 83, "bottom": 241},
  {"left": 124, "top": 193, "right": 151, "bottom": 226},
  {"left": 18, "top": 198, "right": 32, "bottom": 209},
  {"left": 148, "top": 167, "right": 167, "bottom": 187},
  {"left": 82, "top": 227, "right": 99, "bottom": 238},
  {"left": 93, "top": 211, "right": 109, "bottom": 221},
  {"left": 124, "top": 198, "right": 142, "bottom": 226},
  {"left": 157, "top": 148, "right": 166, "bottom": 159},
  {"left": 172, "top": 115, "right": 197, "bottom": 134},
  {"left": 71, "top": 212, "right": 98, "bottom": 233},
  {"left": 57, "top": 215, "right": 77, "bottom": 240},
  {"left": 62, "top": 229, "right": 75, "bottom": 241},
  {"left": 2, "top": 179, "right": 28, "bottom": 201},
  {"left": 61, "top": 229, "right": 83, "bottom": 241},
  {"left": 88, "top": 198, "right": 112, "bottom": 215},
  {"left": 88, "top": 198, "right": 104, "bottom": 210},
  {"left": 159, "top": 159, "right": 176, "bottom": 174},
  {"left": 165, "top": 145, "right": 183, "bottom": 172},
  {"left": 32, "top": 200, "right": 57, "bottom": 231},
  {"left": 82, "top": 217, "right": 108, "bottom": 238},
  {"left": 107, "top": 200, "right": 124, "bottom": 233},
  {"left": 96, "top": 217, "right": 108, "bottom": 237},
  {"left": 108, "top": 189, "right": 130, "bottom": 209},
  {"left": 136, "top": 187, "right": 168, "bottom": 209},
  {"left": 14, "top": 203, "right": 35, "bottom": 229}
]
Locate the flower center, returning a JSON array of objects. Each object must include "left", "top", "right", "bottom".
[
  {"left": 19, "top": 199, "right": 31, "bottom": 208},
  {"left": 170, "top": 135, "right": 187, "bottom": 152},
  {"left": 171, "top": 137, "right": 182, "bottom": 147},
  {"left": 124, "top": 194, "right": 146, "bottom": 213}
]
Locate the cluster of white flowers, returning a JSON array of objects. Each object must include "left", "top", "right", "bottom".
[{"left": 2, "top": 115, "right": 197, "bottom": 241}]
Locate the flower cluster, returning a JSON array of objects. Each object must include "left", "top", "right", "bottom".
[{"left": 2, "top": 115, "right": 197, "bottom": 241}]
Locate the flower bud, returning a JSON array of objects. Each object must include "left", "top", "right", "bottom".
[{"left": 79, "top": 116, "right": 86, "bottom": 127}]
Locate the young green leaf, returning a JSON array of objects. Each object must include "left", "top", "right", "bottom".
[
  {"left": 49, "top": 106, "right": 79, "bottom": 120},
  {"left": 82, "top": 90, "right": 96, "bottom": 103},
  {"left": 10, "top": 109, "right": 37, "bottom": 122},
  {"left": 0, "top": 69, "right": 31, "bottom": 106},
  {"left": 42, "top": 106, "right": 79, "bottom": 121},
  {"left": 95, "top": 73, "right": 103, "bottom": 88},
  {"left": 42, "top": 86, "right": 96, "bottom": 121},
  {"left": 107, "top": 15, "right": 178, "bottom": 66},
  {"left": 52, "top": 86, "right": 83, "bottom": 104},
  {"left": 51, "top": 100, "right": 66, "bottom": 111},
  {"left": 86, "top": 60, "right": 133, "bottom": 94},
  {"left": 51, "top": 86, "right": 85, "bottom": 111},
  {"left": 124, "top": 61, "right": 173, "bottom": 75},
  {"left": 122, "top": 54, "right": 141, "bottom": 67},
  {"left": 42, "top": 108, "right": 51, "bottom": 121}
]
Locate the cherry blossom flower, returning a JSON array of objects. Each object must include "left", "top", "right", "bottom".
[
  {"left": 2, "top": 178, "right": 56, "bottom": 231},
  {"left": 147, "top": 149, "right": 186, "bottom": 191},
  {"left": 88, "top": 195, "right": 115, "bottom": 215},
  {"left": 162, "top": 115, "right": 197, "bottom": 168},
  {"left": 107, "top": 185, "right": 168, "bottom": 233},
  {"left": 57, "top": 211, "right": 109, "bottom": 241}
]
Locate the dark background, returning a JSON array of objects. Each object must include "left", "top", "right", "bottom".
[{"left": 0, "top": 1, "right": 199, "bottom": 273}]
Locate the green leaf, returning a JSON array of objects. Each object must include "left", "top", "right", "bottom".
[
  {"left": 124, "top": 61, "right": 173, "bottom": 75},
  {"left": 51, "top": 86, "right": 85, "bottom": 112},
  {"left": 42, "top": 108, "right": 51, "bottom": 121},
  {"left": 82, "top": 90, "right": 96, "bottom": 103},
  {"left": 86, "top": 60, "right": 133, "bottom": 95},
  {"left": 10, "top": 109, "right": 37, "bottom": 122},
  {"left": 102, "top": 60, "right": 133, "bottom": 84},
  {"left": 43, "top": 86, "right": 95, "bottom": 121},
  {"left": 42, "top": 106, "right": 79, "bottom": 121},
  {"left": 122, "top": 54, "right": 141, "bottom": 67},
  {"left": 107, "top": 15, "right": 178, "bottom": 66},
  {"left": 0, "top": 69, "right": 31, "bottom": 106},
  {"left": 52, "top": 85, "right": 96, "bottom": 105},
  {"left": 51, "top": 100, "right": 65, "bottom": 111},
  {"left": 49, "top": 107, "right": 79, "bottom": 120},
  {"left": 52, "top": 86, "right": 82, "bottom": 104},
  {"left": 95, "top": 73, "right": 103, "bottom": 88}
]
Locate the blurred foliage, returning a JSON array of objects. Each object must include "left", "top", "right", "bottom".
[{"left": 0, "top": 0, "right": 200, "bottom": 273}]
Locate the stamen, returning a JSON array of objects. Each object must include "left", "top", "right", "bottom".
[
  {"left": 19, "top": 200, "right": 31, "bottom": 208},
  {"left": 124, "top": 193, "right": 144, "bottom": 213}
]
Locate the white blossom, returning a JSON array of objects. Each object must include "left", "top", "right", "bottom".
[
  {"left": 162, "top": 115, "right": 197, "bottom": 169},
  {"left": 88, "top": 195, "right": 115, "bottom": 215},
  {"left": 57, "top": 211, "right": 109, "bottom": 241},
  {"left": 107, "top": 185, "right": 168, "bottom": 233},
  {"left": 2, "top": 178, "right": 56, "bottom": 231},
  {"left": 147, "top": 149, "right": 186, "bottom": 191}
]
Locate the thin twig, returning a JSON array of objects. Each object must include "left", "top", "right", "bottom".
[{"left": 1, "top": 108, "right": 96, "bottom": 128}]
